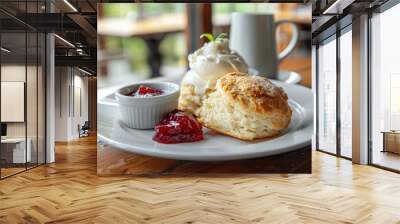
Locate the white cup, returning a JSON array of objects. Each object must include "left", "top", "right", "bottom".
[{"left": 230, "top": 12, "right": 299, "bottom": 79}]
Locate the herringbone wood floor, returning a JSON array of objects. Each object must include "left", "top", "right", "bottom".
[{"left": 0, "top": 135, "right": 400, "bottom": 224}]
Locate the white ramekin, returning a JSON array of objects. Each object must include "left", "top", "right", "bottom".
[{"left": 115, "top": 82, "right": 180, "bottom": 129}]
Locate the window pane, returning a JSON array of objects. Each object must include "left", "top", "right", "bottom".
[
  {"left": 340, "top": 29, "right": 352, "bottom": 158},
  {"left": 317, "top": 37, "right": 337, "bottom": 154},
  {"left": 371, "top": 4, "right": 400, "bottom": 171}
]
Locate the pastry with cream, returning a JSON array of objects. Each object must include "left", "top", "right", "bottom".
[
  {"left": 178, "top": 34, "right": 292, "bottom": 140},
  {"left": 178, "top": 34, "right": 248, "bottom": 115}
]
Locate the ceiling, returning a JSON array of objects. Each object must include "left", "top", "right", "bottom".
[
  {"left": 0, "top": 0, "right": 98, "bottom": 74},
  {"left": 312, "top": 0, "right": 390, "bottom": 43},
  {"left": 1, "top": 32, "right": 45, "bottom": 64}
]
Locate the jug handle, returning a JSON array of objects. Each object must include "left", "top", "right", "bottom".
[{"left": 275, "top": 20, "right": 299, "bottom": 62}]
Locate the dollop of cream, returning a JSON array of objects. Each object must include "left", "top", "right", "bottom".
[{"left": 182, "top": 38, "right": 248, "bottom": 94}]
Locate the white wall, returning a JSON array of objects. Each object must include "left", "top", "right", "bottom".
[
  {"left": 1, "top": 64, "right": 46, "bottom": 164},
  {"left": 54, "top": 66, "right": 69, "bottom": 141},
  {"left": 1, "top": 65, "right": 39, "bottom": 138},
  {"left": 74, "top": 74, "right": 89, "bottom": 126},
  {"left": 1, "top": 66, "right": 26, "bottom": 139},
  {"left": 54, "top": 67, "right": 89, "bottom": 141}
]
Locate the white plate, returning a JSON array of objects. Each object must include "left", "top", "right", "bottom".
[
  {"left": 249, "top": 69, "right": 302, "bottom": 84},
  {"left": 277, "top": 70, "right": 302, "bottom": 84},
  {"left": 98, "top": 80, "right": 313, "bottom": 161}
]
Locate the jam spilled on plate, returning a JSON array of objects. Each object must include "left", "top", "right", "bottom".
[
  {"left": 127, "top": 85, "right": 163, "bottom": 98},
  {"left": 153, "top": 110, "right": 204, "bottom": 144}
]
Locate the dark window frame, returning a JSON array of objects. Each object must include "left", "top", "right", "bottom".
[
  {"left": 314, "top": 19, "right": 352, "bottom": 161},
  {"left": 0, "top": 0, "right": 47, "bottom": 180},
  {"left": 314, "top": 0, "right": 400, "bottom": 172}
]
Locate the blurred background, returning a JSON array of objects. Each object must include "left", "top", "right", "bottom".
[{"left": 97, "top": 3, "right": 311, "bottom": 89}]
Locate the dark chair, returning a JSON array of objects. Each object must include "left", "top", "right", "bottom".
[{"left": 79, "top": 121, "right": 90, "bottom": 138}]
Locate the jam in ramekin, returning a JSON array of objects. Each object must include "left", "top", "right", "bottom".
[{"left": 127, "top": 85, "right": 163, "bottom": 98}]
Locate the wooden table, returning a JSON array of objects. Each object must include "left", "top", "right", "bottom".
[
  {"left": 97, "top": 13, "right": 310, "bottom": 38},
  {"left": 97, "top": 14, "right": 186, "bottom": 38},
  {"left": 98, "top": 14, "right": 186, "bottom": 78},
  {"left": 381, "top": 131, "right": 400, "bottom": 154},
  {"left": 97, "top": 71, "right": 311, "bottom": 176},
  {"left": 98, "top": 144, "right": 310, "bottom": 175},
  {"left": 98, "top": 12, "right": 311, "bottom": 80},
  {"left": 97, "top": 11, "right": 311, "bottom": 175}
]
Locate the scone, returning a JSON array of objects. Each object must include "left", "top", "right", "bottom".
[{"left": 196, "top": 72, "right": 292, "bottom": 140}]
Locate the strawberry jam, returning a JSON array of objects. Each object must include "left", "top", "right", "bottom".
[
  {"left": 153, "top": 110, "right": 203, "bottom": 144},
  {"left": 127, "top": 85, "right": 163, "bottom": 97}
]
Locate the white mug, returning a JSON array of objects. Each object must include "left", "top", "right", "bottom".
[{"left": 230, "top": 12, "right": 299, "bottom": 78}]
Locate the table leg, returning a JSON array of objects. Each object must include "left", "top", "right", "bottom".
[
  {"left": 145, "top": 37, "right": 163, "bottom": 78},
  {"left": 382, "top": 133, "right": 386, "bottom": 152}
]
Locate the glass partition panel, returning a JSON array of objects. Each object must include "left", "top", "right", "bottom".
[
  {"left": 1, "top": 31, "right": 27, "bottom": 177},
  {"left": 26, "top": 0, "right": 43, "bottom": 169},
  {"left": 317, "top": 37, "right": 337, "bottom": 154},
  {"left": 27, "top": 31, "right": 38, "bottom": 169},
  {"left": 0, "top": 1, "right": 46, "bottom": 179},
  {"left": 371, "top": 4, "right": 400, "bottom": 171},
  {"left": 339, "top": 29, "right": 352, "bottom": 158}
]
